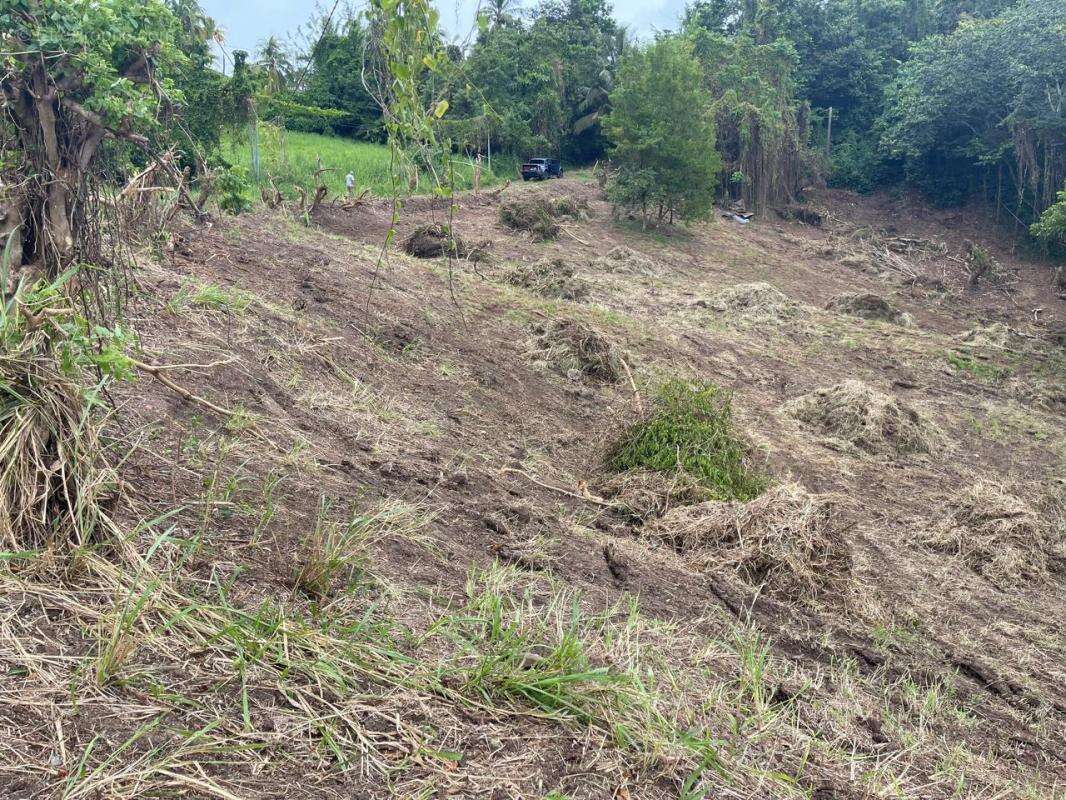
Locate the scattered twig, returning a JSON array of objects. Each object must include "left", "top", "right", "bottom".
[
  {"left": 618, "top": 356, "right": 644, "bottom": 416},
  {"left": 501, "top": 467, "right": 613, "bottom": 508},
  {"left": 131, "top": 358, "right": 234, "bottom": 417}
]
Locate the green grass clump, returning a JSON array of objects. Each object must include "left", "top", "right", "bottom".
[
  {"left": 946, "top": 352, "right": 1011, "bottom": 382},
  {"left": 606, "top": 380, "right": 767, "bottom": 501},
  {"left": 226, "top": 124, "right": 519, "bottom": 197}
]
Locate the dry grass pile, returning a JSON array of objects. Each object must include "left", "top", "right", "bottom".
[
  {"left": 506, "top": 258, "right": 589, "bottom": 300},
  {"left": 527, "top": 318, "right": 624, "bottom": 382},
  {"left": 0, "top": 315, "right": 115, "bottom": 550},
  {"left": 707, "top": 282, "right": 802, "bottom": 323},
  {"left": 499, "top": 193, "right": 585, "bottom": 240},
  {"left": 647, "top": 484, "right": 849, "bottom": 599},
  {"left": 785, "top": 380, "right": 942, "bottom": 455},
  {"left": 918, "top": 483, "right": 1051, "bottom": 588},
  {"left": 403, "top": 223, "right": 467, "bottom": 258},
  {"left": 597, "top": 470, "right": 708, "bottom": 521},
  {"left": 957, "top": 322, "right": 1016, "bottom": 349},
  {"left": 592, "top": 245, "right": 656, "bottom": 276},
  {"left": 826, "top": 292, "right": 913, "bottom": 326},
  {"left": 776, "top": 204, "right": 826, "bottom": 227}
]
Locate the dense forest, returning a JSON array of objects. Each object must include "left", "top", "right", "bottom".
[{"left": 224, "top": 0, "right": 1066, "bottom": 245}]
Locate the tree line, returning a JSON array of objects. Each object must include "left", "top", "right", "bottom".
[
  {"left": 236, "top": 0, "right": 1064, "bottom": 245},
  {"left": 2, "top": 0, "right": 1064, "bottom": 261}
]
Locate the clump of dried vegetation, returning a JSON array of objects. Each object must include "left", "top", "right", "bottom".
[
  {"left": 498, "top": 193, "right": 586, "bottom": 240},
  {"left": 505, "top": 258, "right": 590, "bottom": 300},
  {"left": 648, "top": 484, "right": 850, "bottom": 599},
  {"left": 707, "top": 282, "right": 803, "bottom": 323},
  {"left": 917, "top": 483, "right": 1052, "bottom": 589},
  {"left": 592, "top": 245, "right": 657, "bottom": 276},
  {"left": 826, "top": 292, "right": 913, "bottom": 326},
  {"left": 785, "top": 380, "right": 943, "bottom": 455},
  {"left": 526, "top": 318, "right": 625, "bottom": 382},
  {"left": 597, "top": 469, "right": 709, "bottom": 521},
  {"left": 0, "top": 265, "right": 118, "bottom": 550},
  {"left": 403, "top": 222, "right": 467, "bottom": 258}
]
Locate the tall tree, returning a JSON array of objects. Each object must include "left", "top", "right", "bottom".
[{"left": 603, "top": 36, "right": 721, "bottom": 226}]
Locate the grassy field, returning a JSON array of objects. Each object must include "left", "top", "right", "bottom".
[{"left": 226, "top": 124, "right": 520, "bottom": 198}]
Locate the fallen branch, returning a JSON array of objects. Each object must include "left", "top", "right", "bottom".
[
  {"left": 132, "top": 358, "right": 234, "bottom": 416},
  {"left": 561, "top": 225, "right": 591, "bottom": 246},
  {"left": 500, "top": 467, "right": 613, "bottom": 508}
]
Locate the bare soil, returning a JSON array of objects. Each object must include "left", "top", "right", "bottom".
[{"left": 3, "top": 177, "right": 1063, "bottom": 799}]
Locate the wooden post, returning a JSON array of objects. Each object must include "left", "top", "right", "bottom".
[{"left": 826, "top": 106, "right": 833, "bottom": 159}]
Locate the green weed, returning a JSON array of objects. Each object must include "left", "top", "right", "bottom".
[
  {"left": 946, "top": 352, "right": 1010, "bottom": 382},
  {"left": 167, "top": 282, "right": 253, "bottom": 314},
  {"left": 605, "top": 379, "right": 767, "bottom": 501}
]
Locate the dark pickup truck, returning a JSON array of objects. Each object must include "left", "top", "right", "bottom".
[{"left": 520, "top": 157, "right": 563, "bottom": 181}]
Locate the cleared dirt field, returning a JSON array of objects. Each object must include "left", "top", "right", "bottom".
[{"left": 3, "top": 177, "right": 1063, "bottom": 799}]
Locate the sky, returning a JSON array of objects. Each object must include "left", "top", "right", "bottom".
[{"left": 200, "top": 0, "right": 686, "bottom": 65}]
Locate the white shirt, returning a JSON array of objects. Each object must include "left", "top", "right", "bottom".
[{"left": 345, "top": 173, "right": 355, "bottom": 188}]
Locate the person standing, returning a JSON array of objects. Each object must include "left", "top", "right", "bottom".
[{"left": 345, "top": 170, "right": 355, "bottom": 198}]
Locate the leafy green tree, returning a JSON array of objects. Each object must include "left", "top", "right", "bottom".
[
  {"left": 167, "top": 0, "right": 228, "bottom": 156},
  {"left": 0, "top": 0, "right": 194, "bottom": 272},
  {"left": 880, "top": 0, "right": 1066, "bottom": 217},
  {"left": 1030, "top": 185, "right": 1066, "bottom": 253},
  {"left": 685, "top": 14, "right": 810, "bottom": 210},
  {"left": 602, "top": 36, "right": 721, "bottom": 226},
  {"left": 296, "top": 13, "right": 382, "bottom": 138}
]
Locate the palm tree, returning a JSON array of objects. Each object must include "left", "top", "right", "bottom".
[
  {"left": 256, "top": 36, "right": 294, "bottom": 95},
  {"left": 486, "top": 0, "right": 521, "bottom": 28},
  {"left": 572, "top": 27, "right": 628, "bottom": 135}
]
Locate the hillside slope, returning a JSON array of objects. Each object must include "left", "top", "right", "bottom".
[{"left": 3, "top": 178, "right": 1063, "bottom": 799}]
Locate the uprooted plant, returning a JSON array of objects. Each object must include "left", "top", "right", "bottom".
[{"left": 606, "top": 379, "right": 768, "bottom": 502}]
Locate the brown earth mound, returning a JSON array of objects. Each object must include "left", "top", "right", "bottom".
[
  {"left": 403, "top": 223, "right": 467, "bottom": 258},
  {"left": 506, "top": 258, "right": 589, "bottom": 300},
  {"left": 527, "top": 318, "right": 625, "bottom": 382},
  {"left": 918, "top": 483, "right": 1051, "bottom": 589},
  {"left": 785, "top": 380, "right": 942, "bottom": 455},
  {"left": 707, "top": 282, "right": 801, "bottom": 323},
  {"left": 826, "top": 292, "right": 913, "bottom": 326},
  {"left": 647, "top": 484, "right": 849, "bottom": 599}
]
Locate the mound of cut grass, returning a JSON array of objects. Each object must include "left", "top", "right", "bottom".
[
  {"left": 707, "top": 282, "right": 801, "bottom": 323},
  {"left": 527, "top": 318, "right": 624, "bottom": 382},
  {"left": 605, "top": 380, "right": 767, "bottom": 502},
  {"left": 499, "top": 192, "right": 586, "bottom": 241},
  {"left": 826, "top": 292, "right": 913, "bottom": 326},
  {"left": 506, "top": 258, "right": 589, "bottom": 300},
  {"left": 647, "top": 484, "right": 849, "bottom": 599},
  {"left": 785, "top": 379, "right": 942, "bottom": 455},
  {"left": 918, "top": 483, "right": 1051, "bottom": 589}
]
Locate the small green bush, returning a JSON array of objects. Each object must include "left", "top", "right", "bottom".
[
  {"left": 606, "top": 380, "right": 767, "bottom": 502},
  {"left": 216, "top": 165, "right": 253, "bottom": 215}
]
